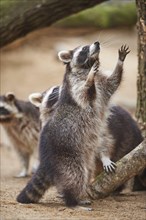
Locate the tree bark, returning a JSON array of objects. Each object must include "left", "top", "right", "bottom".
[
  {"left": 135, "top": 0, "right": 146, "bottom": 138},
  {"left": 89, "top": 140, "right": 146, "bottom": 199},
  {"left": 0, "top": 0, "right": 107, "bottom": 48}
]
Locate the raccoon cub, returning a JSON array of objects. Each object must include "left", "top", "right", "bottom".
[
  {"left": 17, "top": 42, "right": 130, "bottom": 208},
  {"left": 0, "top": 93, "right": 40, "bottom": 177}
]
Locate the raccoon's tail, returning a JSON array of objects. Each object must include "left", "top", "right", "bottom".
[{"left": 17, "top": 167, "right": 50, "bottom": 204}]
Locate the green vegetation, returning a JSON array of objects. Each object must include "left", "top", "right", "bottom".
[
  {"left": 55, "top": 2, "right": 137, "bottom": 28},
  {"left": 0, "top": 0, "right": 22, "bottom": 12},
  {"left": 0, "top": 0, "right": 41, "bottom": 22},
  {"left": 0, "top": 0, "right": 16, "bottom": 14}
]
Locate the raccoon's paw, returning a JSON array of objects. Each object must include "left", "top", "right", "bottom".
[
  {"left": 31, "top": 161, "right": 39, "bottom": 174},
  {"left": 86, "top": 62, "right": 99, "bottom": 87},
  {"left": 79, "top": 200, "right": 91, "bottom": 205},
  {"left": 17, "top": 191, "right": 33, "bottom": 204},
  {"left": 92, "top": 61, "right": 99, "bottom": 72},
  {"left": 104, "top": 162, "right": 116, "bottom": 173},
  {"left": 88, "top": 63, "right": 98, "bottom": 78},
  {"left": 118, "top": 45, "right": 130, "bottom": 62},
  {"left": 56, "top": 192, "right": 64, "bottom": 198},
  {"left": 102, "top": 157, "right": 116, "bottom": 173},
  {"left": 72, "top": 206, "right": 93, "bottom": 211},
  {"left": 14, "top": 169, "right": 28, "bottom": 178}
]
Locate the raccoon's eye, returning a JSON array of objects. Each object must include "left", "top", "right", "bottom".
[
  {"left": 52, "top": 87, "right": 59, "bottom": 93},
  {"left": 82, "top": 47, "right": 87, "bottom": 51}
]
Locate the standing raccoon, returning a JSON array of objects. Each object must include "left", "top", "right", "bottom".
[
  {"left": 17, "top": 42, "right": 130, "bottom": 208},
  {"left": 0, "top": 93, "right": 40, "bottom": 177}
]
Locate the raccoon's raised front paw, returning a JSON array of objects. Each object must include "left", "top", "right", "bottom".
[
  {"left": 86, "top": 61, "right": 99, "bottom": 87},
  {"left": 92, "top": 61, "right": 99, "bottom": 72},
  {"left": 102, "top": 157, "right": 116, "bottom": 173},
  {"left": 118, "top": 45, "right": 130, "bottom": 62}
]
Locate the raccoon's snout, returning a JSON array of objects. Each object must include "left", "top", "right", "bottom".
[
  {"left": 0, "top": 107, "right": 12, "bottom": 123},
  {"left": 90, "top": 41, "right": 100, "bottom": 56},
  {"left": 94, "top": 41, "right": 100, "bottom": 50},
  {"left": 0, "top": 107, "right": 10, "bottom": 116},
  {"left": 94, "top": 41, "right": 100, "bottom": 47}
]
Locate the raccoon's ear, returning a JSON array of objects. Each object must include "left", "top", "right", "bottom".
[
  {"left": 5, "top": 92, "right": 15, "bottom": 102},
  {"left": 58, "top": 50, "right": 72, "bottom": 63},
  {"left": 29, "top": 93, "right": 43, "bottom": 107}
]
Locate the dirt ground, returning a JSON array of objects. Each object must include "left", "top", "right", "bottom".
[{"left": 0, "top": 27, "right": 146, "bottom": 220}]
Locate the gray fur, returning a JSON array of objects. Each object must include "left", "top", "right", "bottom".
[{"left": 0, "top": 93, "right": 40, "bottom": 177}]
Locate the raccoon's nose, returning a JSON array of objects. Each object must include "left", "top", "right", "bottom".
[
  {"left": 94, "top": 41, "right": 100, "bottom": 47},
  {"left": 0, "top": 107, "right": 10, "bottom": 115}
]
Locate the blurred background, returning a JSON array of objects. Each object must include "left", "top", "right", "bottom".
[{"left": 1, "top": 0, "right": 137, "bottom": 145}]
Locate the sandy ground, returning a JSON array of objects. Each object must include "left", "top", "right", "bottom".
[
  {"left": 1, "top": 27, "right": 146, "bottom": 219},
  {"left": 1, "top": 145, "right": 146, "bottom": 220}
]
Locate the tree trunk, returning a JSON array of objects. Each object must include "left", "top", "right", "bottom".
[
  {"left": 0, "top": 0, "right": 107, "bottom": 48},
  {"left": 135, "top": 0, "right": 146, "bottom": 138},
  {"left": 89, "top": 140, "right": 146, "bottom": 199}
]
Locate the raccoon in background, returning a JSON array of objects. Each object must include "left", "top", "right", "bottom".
[
  {"left": 17, "top": 42, "right": 132, "bottom": 210},
  {"left": 0, "top": 93, "right": 40, "bottom": 177},
  {"left": 30, "top": 86, "right": 145, "bottom": 193}
]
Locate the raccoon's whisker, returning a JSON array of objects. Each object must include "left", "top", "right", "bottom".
[
  {"left": 101, "top": 40, "right": 121, "bottom": 48},
  {"left": 96, "top": 30, "right": 103, "bottom": 42},
  {"left": 100, "top": 35, "right": 116, "bottom": 44},
  {"left": 100, "top": 36, "right": 118, "bottom": 48}
]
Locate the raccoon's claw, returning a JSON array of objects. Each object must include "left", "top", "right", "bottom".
[
  {"left": 104, "top": 162, "right": 116, "bottom": 173},
  {"left": 102, "top": 158, "right": 116, "bottom": 173},
  {"left": 118, "top": 45, "right": 130, "bottom": 62}
]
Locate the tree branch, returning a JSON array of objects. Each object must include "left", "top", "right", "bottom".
[
  {"left": 135, "top": 0, "right": 146, "bottom": 138},
  {"left": 0, "top": 0, "right": 107, "bottom": 48},
  {"left": 89, "top": 140, "right": 146, "bottom": 199}
]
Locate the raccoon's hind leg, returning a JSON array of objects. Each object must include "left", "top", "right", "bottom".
[
  {"left": 63, "top": 189, "right": 92, "bottom": 211},
  {"left": 59, "top": 163, "right": 92, "bottom": 211},
  {"left": 120, "top": 178, "right": 134, "bottom": 194},
  {"left": 63, "top": 189, "right": 79, "bottom": 207},
  {"left": 17, "top": 166, "right": 50, "bottom": 203},
  {"left": 15, "top": 151, "right": 30, "bottom": 178}
]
